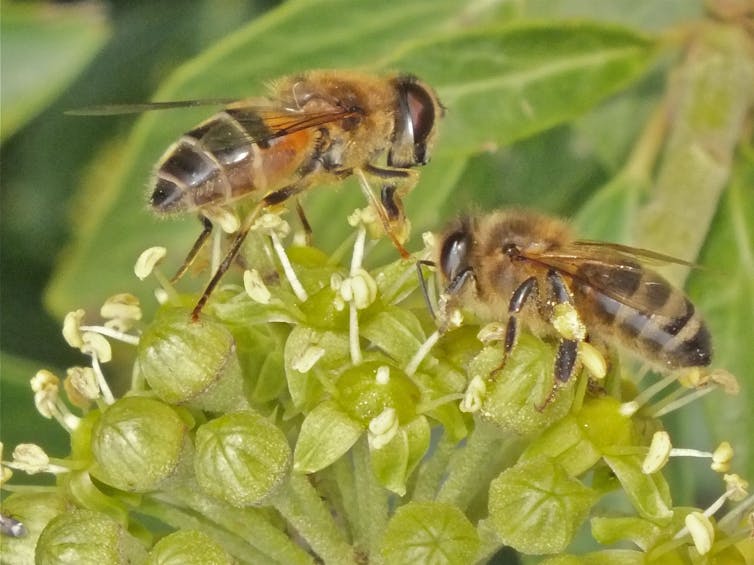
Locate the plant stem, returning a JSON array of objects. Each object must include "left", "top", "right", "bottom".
[
  {"left": 139, "top": 497, "right": 302, "bottom": 565},
  {"left": 411, "top": 431, "right": 458, "bottom": 501},
  {"left": 351, "top": 437, "right": 389, "bottom": 560},
  {"left": 269, "top": 473, "right": 355, "bottom": 565},
  {"left": 435, "top": 419, "right": 519, "bottom": 510},
  {"left": 154, "top": 482, "right": 312, "bottom": 565}
]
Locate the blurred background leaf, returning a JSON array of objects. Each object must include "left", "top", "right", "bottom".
[
  {"left": 1, "top": 0, "right": 751, "bottom": 539},
  {"left": 0, "top": 2, "right": 110, "bottom": 140}
]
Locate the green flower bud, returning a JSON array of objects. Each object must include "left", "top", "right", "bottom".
[
  {"left": 0, "top": 492, "right": 67, "bottom": 564},
  {"left": 194, "top": 410, "right": 291, "bottom": 506},
  {"left": 298, "top": 285, "right": 348, "bottom": 330},
  {"left": 380, "top": 502, "right": 479, "bottom": 564},
  {"left": 147, "top": 529, "right": 233, "bottom": 564},
  {"left": 336, "top": 361, "right": 420, "bottom": 426},
  {"left": 91, "top": 396, "right": 190, "bottom": 492},
  {"left": 35, "top": 509, "right": 147, "bottom": 564},
  {"left": 137, "top": 308, "right": 245, "bottom": 412}
]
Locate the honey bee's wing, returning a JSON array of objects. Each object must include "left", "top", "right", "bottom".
[
  {"left": 196, "top": 106, "right": 360, "bottom": 153},
  {"left": 572, "top": 241, "right": 699, "bottom": 268},
  {"left": 527, "top": 242, "right": 687, "bottom": 313}
]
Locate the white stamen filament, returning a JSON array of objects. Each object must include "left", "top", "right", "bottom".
[
  {"left": 80, "top": 325, "right": 140, "bottom": 346},
  {"left": 348, "top": 225, "right": 367, "bottom": 366},
  {"left": 90, "top": 355, "right": 115, "bottom": 405},
  {"left": 270, "top": 230, "right": 308, "bottom": 302},
  {"left": 405, "top": 330, "right": 441, "bottom": 377}
]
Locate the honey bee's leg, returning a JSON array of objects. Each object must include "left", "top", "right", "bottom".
[
  {"left": 490, "top": 276, "right": 539, "bottom": 385},
  {"left": 533, "top": 270, "right": 584, "bottom": 411},
  {"left": 503, "top": 277, "right": 539, "bottom": 359},
  {"left": 171, "top": 215, "right": 213, "bottom": 283},
  {"left": 546, "top": 270, "right": 582, "bottom": 384},
  {"left": 191, "top": 184, "right": 306, "bottom": 320}
]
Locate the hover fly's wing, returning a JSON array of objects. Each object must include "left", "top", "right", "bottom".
[
  {"left": 524, "top": 241, "right": 693, "bottom": 314},
  {"left": 65, "top": 98, "right": 239, "bottom": 115},
  {"left": 196, "top": 106, "right": 360, "bottom": 152},
  {"left": 70, "top": 98, "right": 361, "bottom": 153}
]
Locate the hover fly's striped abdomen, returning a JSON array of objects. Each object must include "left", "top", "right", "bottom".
[
  {"left": 572, "top": 262, "right": 712, "bottom": 369},
  {"left": 150, "top": 108, "right": 314, "bottom": 215}
]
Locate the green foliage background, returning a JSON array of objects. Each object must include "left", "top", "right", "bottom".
[{"left": 1, "top": 0, "right": 752, "bottom": 539}]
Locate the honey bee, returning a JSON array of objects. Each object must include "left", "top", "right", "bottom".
[
  {"left": 435, "top": 209, "right": 712, "bottom": 388},
  {"left": 148, "top": 70, "right": 443, "bottom": 319}
]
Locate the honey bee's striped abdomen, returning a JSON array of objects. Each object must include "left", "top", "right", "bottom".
[{"left": 573, "top": 263, "right": 712, "bottom": 369}]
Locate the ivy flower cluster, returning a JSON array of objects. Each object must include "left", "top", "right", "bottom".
[{"left": 1, "top": 211, "right": 753, "bottom": 564}]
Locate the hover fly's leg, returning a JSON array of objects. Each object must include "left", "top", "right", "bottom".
[
  {"left": 191, "top": 183, "right": 306, "bottom": 321},
  {"left": 415, "top": 259, "right": 436, "bottom": 319},
  {"left": 171, "top": 215, "right": 213, "bottom": 283},
  {"left": 295, "top": 199, "right": 313, "bottom": 246},
  {"left": 357, "top": 164, "right": 420, "bottom": 258},
  {"left": 365, "top": 163, "right": 418, "bottom": 234}
]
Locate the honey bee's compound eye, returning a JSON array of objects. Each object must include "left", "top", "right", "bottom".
[
  {"left": 403, "top": 82, "right": 437, "bottom": 164},
  {"left": 440, "top": 230, "right": 470, "bottom": 283}
]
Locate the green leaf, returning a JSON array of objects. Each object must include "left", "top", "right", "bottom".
[
  {"left": 539, "top": 550, "right": 646, "bottom": 565},
  {"left": 370, "top": 416, "right": 430, "bottom": 496},
  {"left": 387, "top": 21, "right": 655, "bottom": 156},
  {"left": 519, "top": 394, "right": 639, "bottom": 484},
  {"left": 283, "top": 326, "right": 349, "bottom": 409},
  {"left": 602, "top": 454, "right": 673, "bottom": 524},
  {"left": 590, "top": 515, "right": 664, "bottom": 550},
  {"left": 685, "top": 148, "right": 754, "bottom": 474},
  {"left": 370, "top": 425, "right": 410, "bottom": 496},
  {"left": 380, "top": 502, "right": 479, "bottom": 565},
  {"left": 293, "top": 400, "right": 362, "bottom": 473},
  {"left": 360, "top": 307, "right": 426, "bottom": 365},
  {"left": 0, "top": 3, "right": 109, "bottom": 140},
  {"left": 488, "top": 457, "right": 599, "bottom": 555}
]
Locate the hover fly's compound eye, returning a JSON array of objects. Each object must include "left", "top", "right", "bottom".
[
  {"left": 388, "top": 77, "right": 438, "bottom": 168},
  {"left": 403, "top": 82, "right": 436, "bottom": 164},
  {"left": 440, "top": 230, "right": 470, "bottom": 283}
]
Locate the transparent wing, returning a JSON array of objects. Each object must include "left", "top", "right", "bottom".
[
  {"left": 65, "top": 98, "right": 239, "bottom": 115},
  {"left": 523, "top": 241, "right": 692, "bottom": 312}
]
